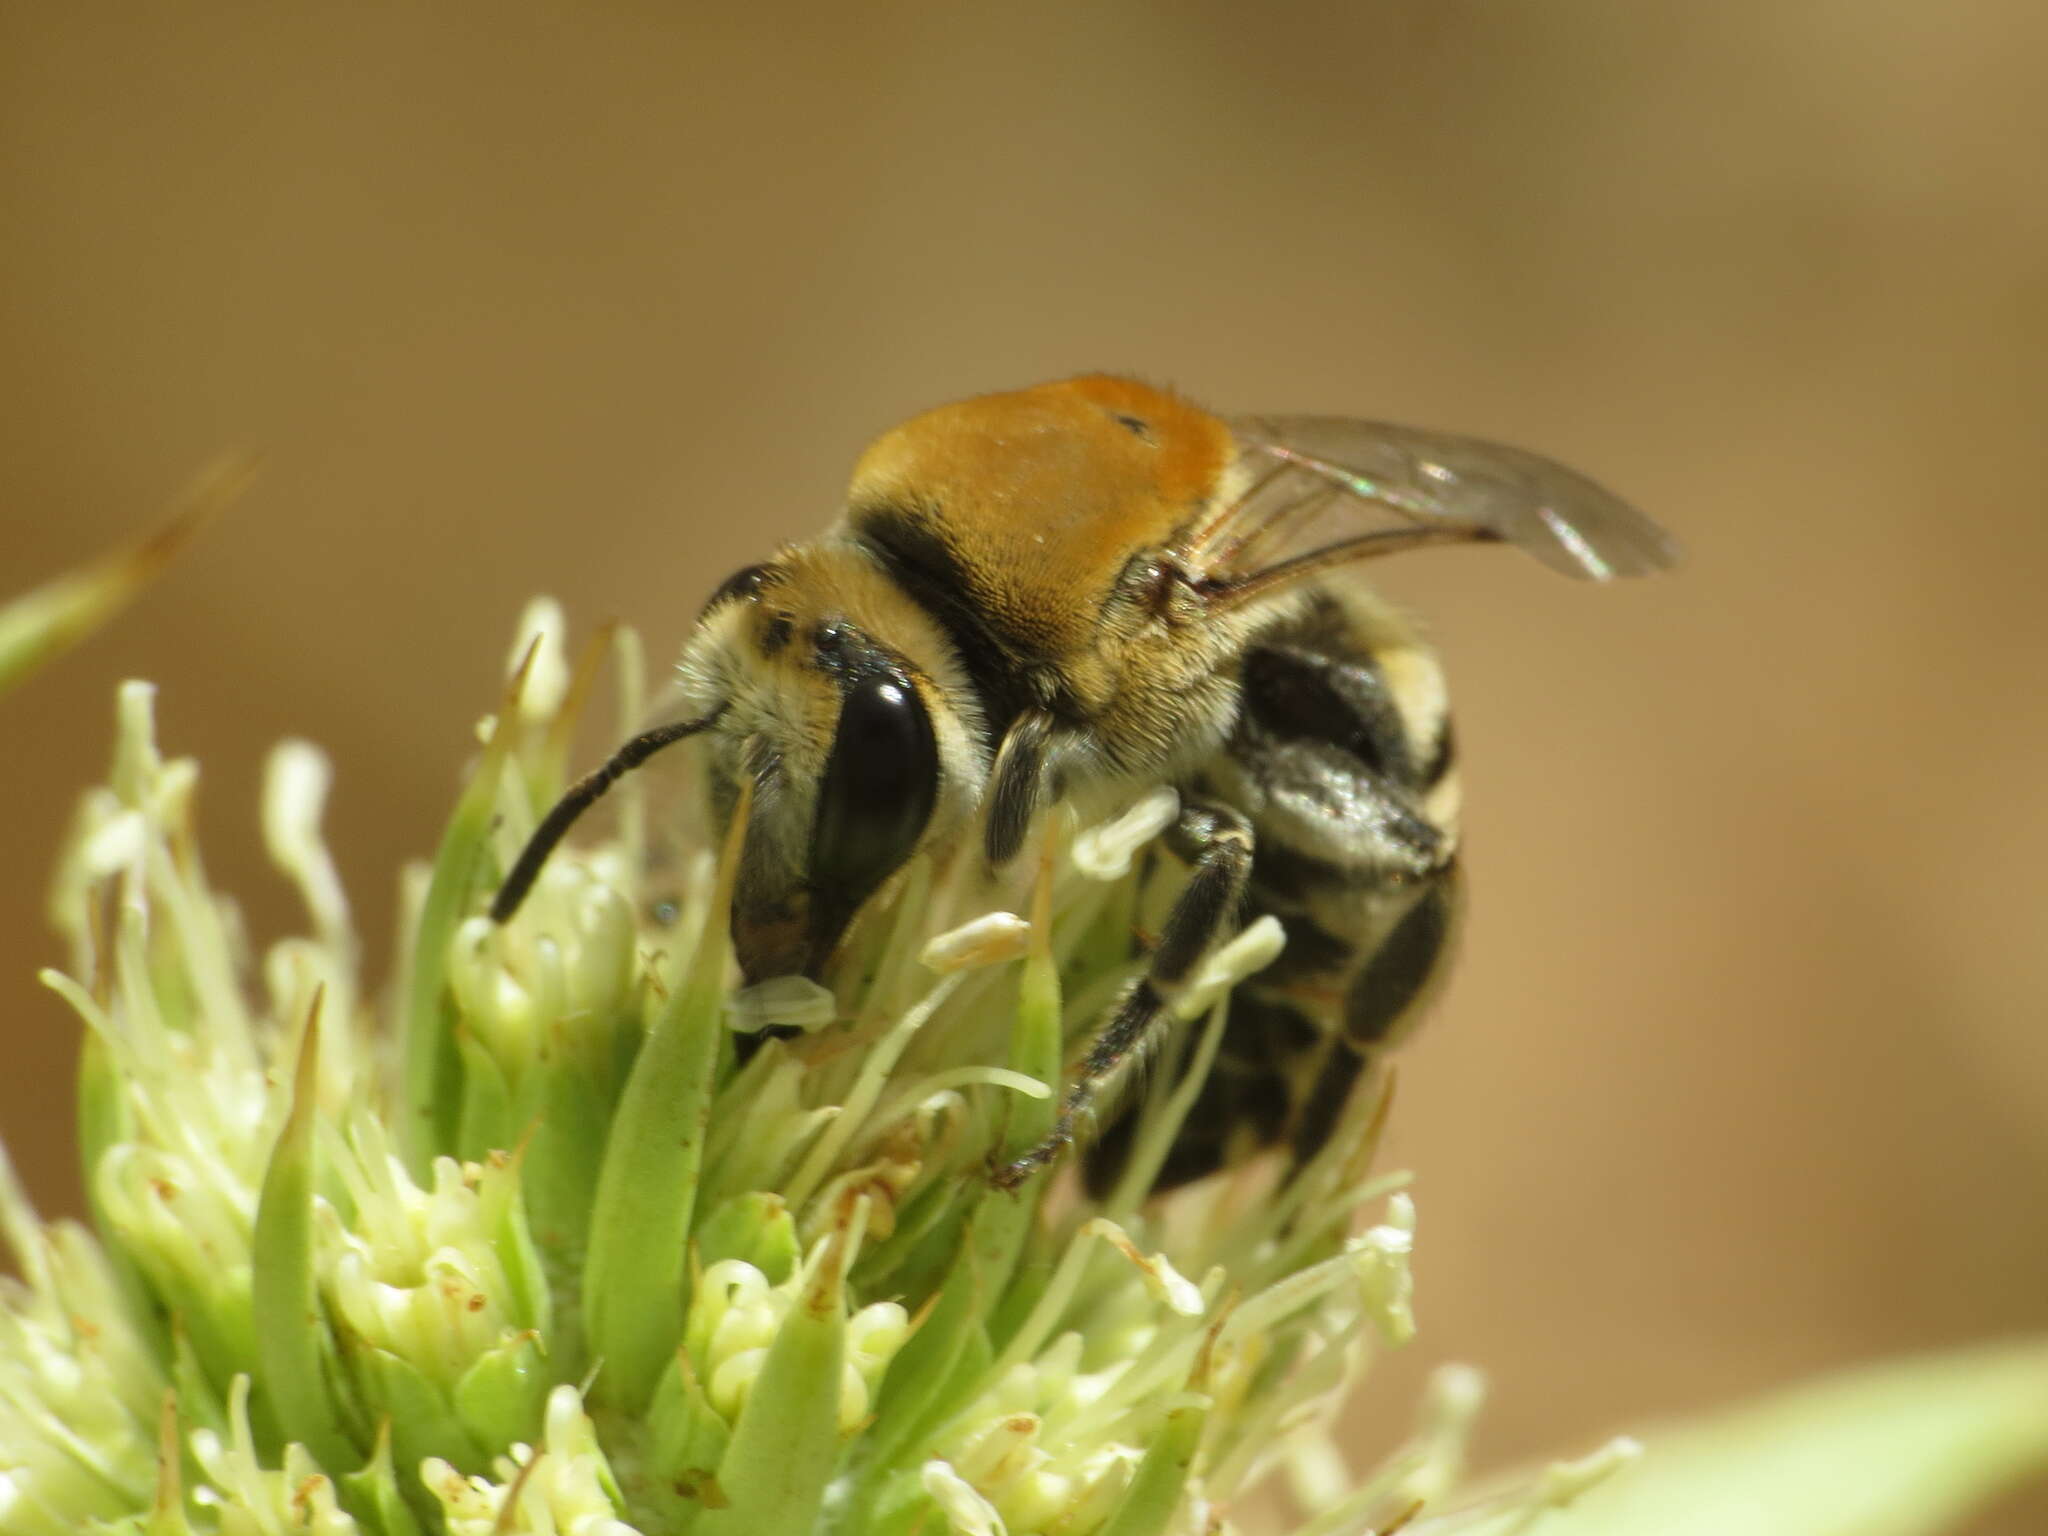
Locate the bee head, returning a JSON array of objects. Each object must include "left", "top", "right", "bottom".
[{"left": 676, "top": 545, "right": 981, "bottom": 983}]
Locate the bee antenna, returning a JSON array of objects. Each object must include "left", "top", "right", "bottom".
[{"left": 490, "top": 706, "right": 727, "bottom": 923}]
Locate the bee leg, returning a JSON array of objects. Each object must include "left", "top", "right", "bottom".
[
  {"left": 990, "top": 801, "right": 1254, "bottom": 1190},
  {"left": 984, "top": 709, "right": 1057, "bottom": 868}
]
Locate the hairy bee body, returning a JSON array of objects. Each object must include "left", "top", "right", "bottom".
[
  {"left": 1121, "top": 583, "right": 1460, "bottom": 1189},
  {"left": 495, "top": 374, "right": 1672, "bottom": 1191}
]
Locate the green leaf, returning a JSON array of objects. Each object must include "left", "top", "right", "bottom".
[{"left": 1543, "top": 1339, "right": 2048, "bottom": 1536}]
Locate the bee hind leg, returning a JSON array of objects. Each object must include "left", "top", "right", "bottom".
[{"left": 989, "top": 801, "right": 1254, "bottom": 1191}]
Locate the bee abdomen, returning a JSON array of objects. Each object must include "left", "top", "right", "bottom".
[
  {"left": 1152, "top": 863, "right": 1457, "bottom": 1188},
  {"left": 1341, "top": 874, "right": 1458, "bottom": 1050},
  {"left": 1099, "top": 601, "right": 1463, "bottom": 1189}
]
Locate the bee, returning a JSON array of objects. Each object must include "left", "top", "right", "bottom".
[{"left": 493, "top": 375, "right": 1674, "bottom": 1191}]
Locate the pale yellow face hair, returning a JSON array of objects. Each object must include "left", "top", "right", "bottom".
[{"left": 666, "top": 539, "right": 987, "bottom": 979}]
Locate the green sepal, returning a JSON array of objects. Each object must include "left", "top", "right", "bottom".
[
  {"left": 512, "top": 1009, "right": 628, "bottom": 1287},
  {"left": 849, "top": 1172, "right": 970, "bottom": 1300},
  {"left": 250, "top": 1009, "right": 364, "bottom": 1474},
  {"left": 74, "top": 1030, "right": 172, "bottom": 1366},
  {"left": 862, "top": 1256, "right": 994, "bottom": 1476},
  {"left": 157, "top": 1282, "right": 268, "bottom": 1453},
  {"left": 344, "top": 1342, "right": 488, "bottom": 1478},
  {"left": 694, "top": 1191, "right": 800, "bottom": 1286},
  {"left": 75, "top": 1030, "right": 131, "bottom": 1212},
  {"left": 452, "top": 1331, "right": 550, "bottom": 1455},
  {"left": 641, "top": 1349, "right": 736, "bottom": 1533},
  {"left": 984, "top": 1247, "right": 1054, "bottom": 1359},
  {"left": 696, "top": 1226, "right": 852, "bottom": 1536},
  {"left": 846, "top": 1462, "right": 962, "bottom": 1536},
  {"left": 1097, "top": 1402, "right": 1208, "bottom": 1536},
  {"left": 583, "top": 801, "right": 743, "bottom": 1412},
  {"left": 479, "top": 1152, "right": 551, "bottom": 1340},
  {"left": 167, "top": 1319, "right": 226, "bottom": 1439},
  {"left": 337, "top": 1419, "right": 428, "bottom": 1536},
  {"left": 403, "top": 660, "right": 531, "bottom": 1175},
  {"left": 403, "top": 995, "right": 466, "bottom": 1181},
  {"left": 453, "top": 1030, "right": 514, "bottom": 1165}
]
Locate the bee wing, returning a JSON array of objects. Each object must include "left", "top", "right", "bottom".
[{"left": 1221, "top": 415, "right": 1678, "bottom": 582}]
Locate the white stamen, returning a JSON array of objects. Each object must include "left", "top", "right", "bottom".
[
  {"left": 1072, "top": 788, "right": 1179, "bottom": 881},
  {"left": 1174, "top": 914, "right": 1287, "bottom": 1020},
  {"left": 1351, "top": 1192, "right": 1418, "bottom": 1345},
  {"left": 1531, "top": 1436, "right": 1643, "bottom": 1509},
  {"left": 1082, "top": 1218, "right": 1205, "bottom": 1317},
  {"left": 262, "top": 741, "right": 352, "bottom": 959},
  {"left": 921, "top": 912, "right": 1032, "bottom": 973}
]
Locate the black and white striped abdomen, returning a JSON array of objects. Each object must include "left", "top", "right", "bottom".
[{"left": 1134, "top": 586, "right": 1464, "bottom": 1188}]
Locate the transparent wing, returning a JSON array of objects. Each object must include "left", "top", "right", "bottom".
[{"left": 1222, "top": 415, "right": 1678, "bottom": 582}]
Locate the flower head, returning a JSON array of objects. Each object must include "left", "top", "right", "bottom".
[{"left": 0, "top": 603, "right": 1634, "bottom": 1535}]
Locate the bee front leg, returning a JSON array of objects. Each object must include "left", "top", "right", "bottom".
[
  {"left": 984, "top": 709, "right": 1057, "bottom": 868},
  {"left": 990, "top": 801, "right": 1254, "bottom": 1190}
]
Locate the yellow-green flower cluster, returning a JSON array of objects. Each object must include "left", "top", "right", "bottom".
[{"left": 0, "top": 602, "right": 1635, "bottom": 1536}]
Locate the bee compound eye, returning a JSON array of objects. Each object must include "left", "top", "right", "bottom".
[{"left": 808, "top": 671, "right": 940, "bottom": 957}]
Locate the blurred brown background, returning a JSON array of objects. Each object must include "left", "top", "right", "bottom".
[{"left": 4, "top": 3, "right": 2045, "bottom": 1527}]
